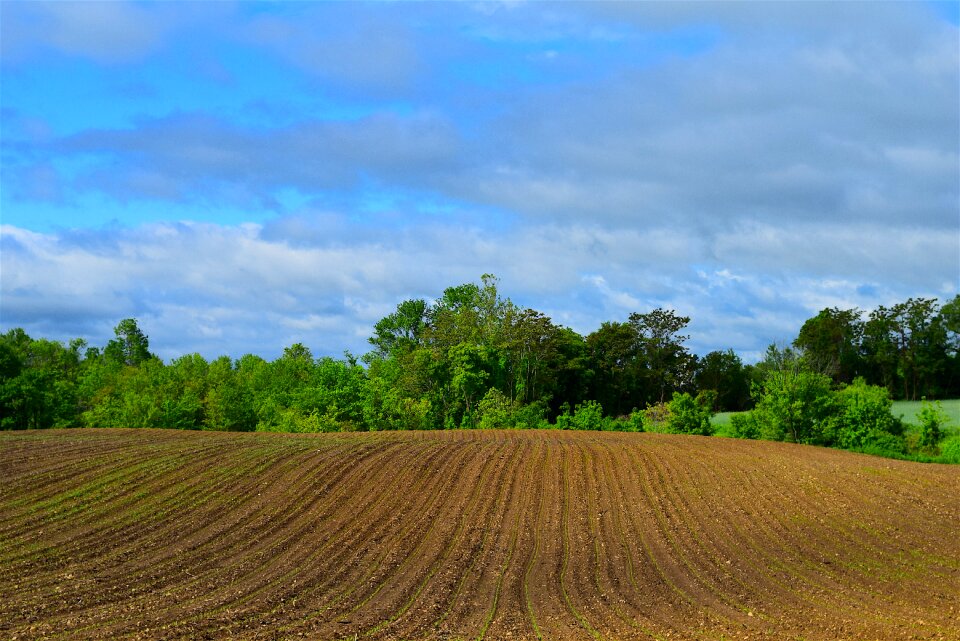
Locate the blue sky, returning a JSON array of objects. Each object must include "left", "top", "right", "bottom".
[{"left": 1, "top": 1, "right": 958, "bottom": 362}]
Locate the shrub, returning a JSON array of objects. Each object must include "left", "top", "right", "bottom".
[
  {"left": 395, "top": 397, "right": 432, "bottom": 430},
  {"left": 512, "top": 399, "right": 549, "bottom": 429},
  {"left": 825, "top": 378, "right": 903, "bottom": 450},
  {"left": 620, "top": 409, "right": 646, "bottom": 432},
  {"left": 477, "top": 388, "right": 513, "bottom": 429},
  {"left": 571, "top": 400, "right": 605, "bottom": 430},
  {"left": 729, "top": 412, "right": 761, "bottom": 439},
  {"left": 938, "top": 435, "right": 960, "bottom": 464},
  {"left": 257, "top": 407, "right": 340, "bottom": 433},
  {"left": 667, "top": 391, "right": 714, "bottom": 435},
  {"left": 555, "top": 400, "right": 605, "bottom": 430},
  {"left": 917, "top": 399, "right": 949, "bottom": 448},
  {"left": 751, "top": 368, "right": 835, "bottom": 444},
  {"left": 642, "top": 402, "right": 672, "bottom": 432}
]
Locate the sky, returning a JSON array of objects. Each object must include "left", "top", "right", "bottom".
[{"left": 1, "top": 1, "right": 958, "bottom": 363}]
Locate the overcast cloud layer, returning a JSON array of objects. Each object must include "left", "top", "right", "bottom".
[{"left": 1, "top": 1, "right": 958, "bottom": 362}]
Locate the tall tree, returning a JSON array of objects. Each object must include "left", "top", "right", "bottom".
[
  {"left": 368, "top": 299, "right": 429, "bottom": 359},
  {"left": 629, "top": 308, "right": 695, "bottom": 404},
  {"left": 104, "top": 318, "right": 152, "bottom": 367},
  {"left": 694, "top": 349, "right": 752, "bottom": 412},
  {"left": 586, "top": 321, "right": 639, "bottom": 416},
  {"left": 794, "top": 307, "right": 864, "bottom": 384}
]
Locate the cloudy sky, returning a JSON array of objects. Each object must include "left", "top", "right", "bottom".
[{"left": 2, "top": 1, "right": 958, "bottom": 362}]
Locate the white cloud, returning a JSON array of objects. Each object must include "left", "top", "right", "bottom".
[{"left": 3, "top": 214, "right": 955, "bottom": 363}]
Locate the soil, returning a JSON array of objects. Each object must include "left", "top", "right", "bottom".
[{"left": 1, "top": 428, "right": 958, "bottom": 640}]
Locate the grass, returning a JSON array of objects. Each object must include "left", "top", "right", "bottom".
[
  {"left": 709, "top": 399, "right": 960, "bottom": 463},
  {"left": 711, "top": 400, "right": 960, "bottom": 432},
  {"left": 891, "top": 399, "right": 960, "bottom": 433},
  {"left": 710, "top": 412, "right": 738, "bottom": 438}
]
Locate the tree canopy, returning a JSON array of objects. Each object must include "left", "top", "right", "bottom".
[{"left": 2, "top": 279, "right": 957, "bottom": 462}]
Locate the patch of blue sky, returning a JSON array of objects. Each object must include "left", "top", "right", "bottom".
[
  {"left": 271, "top": 188, "right": 314, "bottom": 214},
  {"left": 856, "top": 284, "right": 880, "bottom": 298},
  {"left": 1, "top": 43, "right": 386, "bottom": 139},
  {"left": 1, "top": 191, "right": 273, "bottom": 232},
  {"left": 202, "top": 47, "right": 396, "bottom": 126},
  {"left": 927, "top": 0, "right": 960, "bottom": 24},
  {"left": 433, "top": 22, "right": 720, "bottom": 119},
  {"left": 353, "top": 185, "right": 512, "bottom": 227}
]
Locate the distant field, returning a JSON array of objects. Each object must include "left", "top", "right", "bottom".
[
  {"left": 892, "top": 398, "right": 960, "bottom": 429},
  {"left": 2, "top": 429, "right": 959, "bottom": 640},
  {"left": 712, "top": 399, "right": 960, "bottom": 436}
]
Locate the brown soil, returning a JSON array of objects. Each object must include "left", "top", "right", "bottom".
[{"left": 1, "top": 428, "right": 958, "bottom": 640}]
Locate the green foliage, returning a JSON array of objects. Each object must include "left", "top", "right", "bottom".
[
  {"left": 256, "top": 407, "right": 340, "bottom": 433},
  {"left": 629, "top": 309, "right": 695, "bottom": 405},
  {"left": 729, "top": 412, "right": 761, "bottom": 440},
  {"left": 642, "top": 401, "right": 672, "bottom": 432},
  {"left": 750, "top": 346, "right": 836, "bottom": 444},
  {"left": 795, "top": 307, "right": 864, "bottom": 385},
  {"left": 555, "top": 400, "right": 605, "bottom": 430},
  {"left": 105, "top": 318, "right": 153, "bottom": 367},
  {"left": 938, "top": 435, "right": 960, "bottom": 464},
  {"left": 694, "top": 349, "right": 753, "bottom": 412},
  {"left": 3, "top": 285, "right": 958, "bottom": 466},
  {"left": 477, "top": 388, "right": 514, "bottom": 429},
  {"left": 667, "top": 391, "right": 715, "bottom": 435},
  {"left": 571, "top": 400, "right": 605, "bottom": 430},
  {"left": 917, "top": 398, "right": 949, "bottom": 448},
  {"left": 824, "top": 378, "right": 903, "bottom": 451},
  {"left": 620, "top": 409, "right": 646, "bottom": 433}
]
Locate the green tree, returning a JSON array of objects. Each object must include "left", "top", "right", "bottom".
[
  {"left": 824, "top": 378, "right": 903, "bottom": 451},
  {"left": 448, "top": 343, "right": 493, "bottom": 427},
  {"left": 667, "top": 390, "right": 715, "bottom": 436},
  {"left": 794, "top": 307, "right": 864, "bottom": 384},
  {"left": 629, "top": 308, "right": 695, "bottom": 404},
  {"left": 104, "top": 318, "right": 153, "bottom": 366},
  {"left": 917, "top": 399, "right": 949, "bottom": 448},
  {"left": 940, "top": 295, "right": 960, "bottom": 396},
  {"left": 585, "top": 321, "right": 638, "bottom": 417},
  {"left": 862, "top": 299, "right": 948, "bottom": 400},
  {"left": 693, "top": 349, "right": 752, "bottom": 411},
  {"left": 368, "top": 298, "right": 429, "bottom": 359},
  {"left": 751, "top": 345, "right": 836, "bottom": 444},
  {"left": 204, "top": 356, "right": 256, "bottom": 431},
  {"left": 0, "top": 330, "right": 83, "bottom": 429}
]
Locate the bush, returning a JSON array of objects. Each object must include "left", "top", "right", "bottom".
[
  {"left": 751, "top": 368, "right": 835, "bottom": 444},
  {"left": 477, "top": 388, "right": 513, "bottom": 429},
  {"left": 572, "top": 400, "right": 605, "bottom": 430},
  {"left": 917, "top": 399, "right": 949, "bottom": 448},
  {"left": 825, "top": 378, "right": 903, "bottom": 450},
  {"left": 512, "top": 399, "right": 549, "bottom": 429},
  {"left": 667, "top": 391, "right": 714, "bottom": 435},
  {"left": 555, "top": 400, "right": 605, "bottom": 430},
  {"left": 729, "top": 412, "right": 761, "bottom": 439},
  {"left": 620, "top": 409, "right": 646, "bottom": 432},
  {"left": 938, "top": 435, "right": 960, "bottom": 464},
  {"left": 642, "top": 402, "right": 672, "bottom": 432},
  {"left": 257, "top": 407, "right": 340, "bottom": 433}
]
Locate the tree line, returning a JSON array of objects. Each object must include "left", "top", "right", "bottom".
[{"left": 1, "top": 276, "right": 957, "bottom": 460}]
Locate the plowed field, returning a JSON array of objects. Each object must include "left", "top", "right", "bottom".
[{"left": 2, "top": 429, "right": 958, "bottom": 641}]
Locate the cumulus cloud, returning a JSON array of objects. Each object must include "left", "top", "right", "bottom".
[{"left": 2, "top": 213, "right": 954, "bottom": 362}]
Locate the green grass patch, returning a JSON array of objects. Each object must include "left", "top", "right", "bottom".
[
  {"left": 710, "top": 411, "right": 741, "bottom": 438},
  {"left": 892, "top": 399, "right": 960, "bottom": 433}
]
